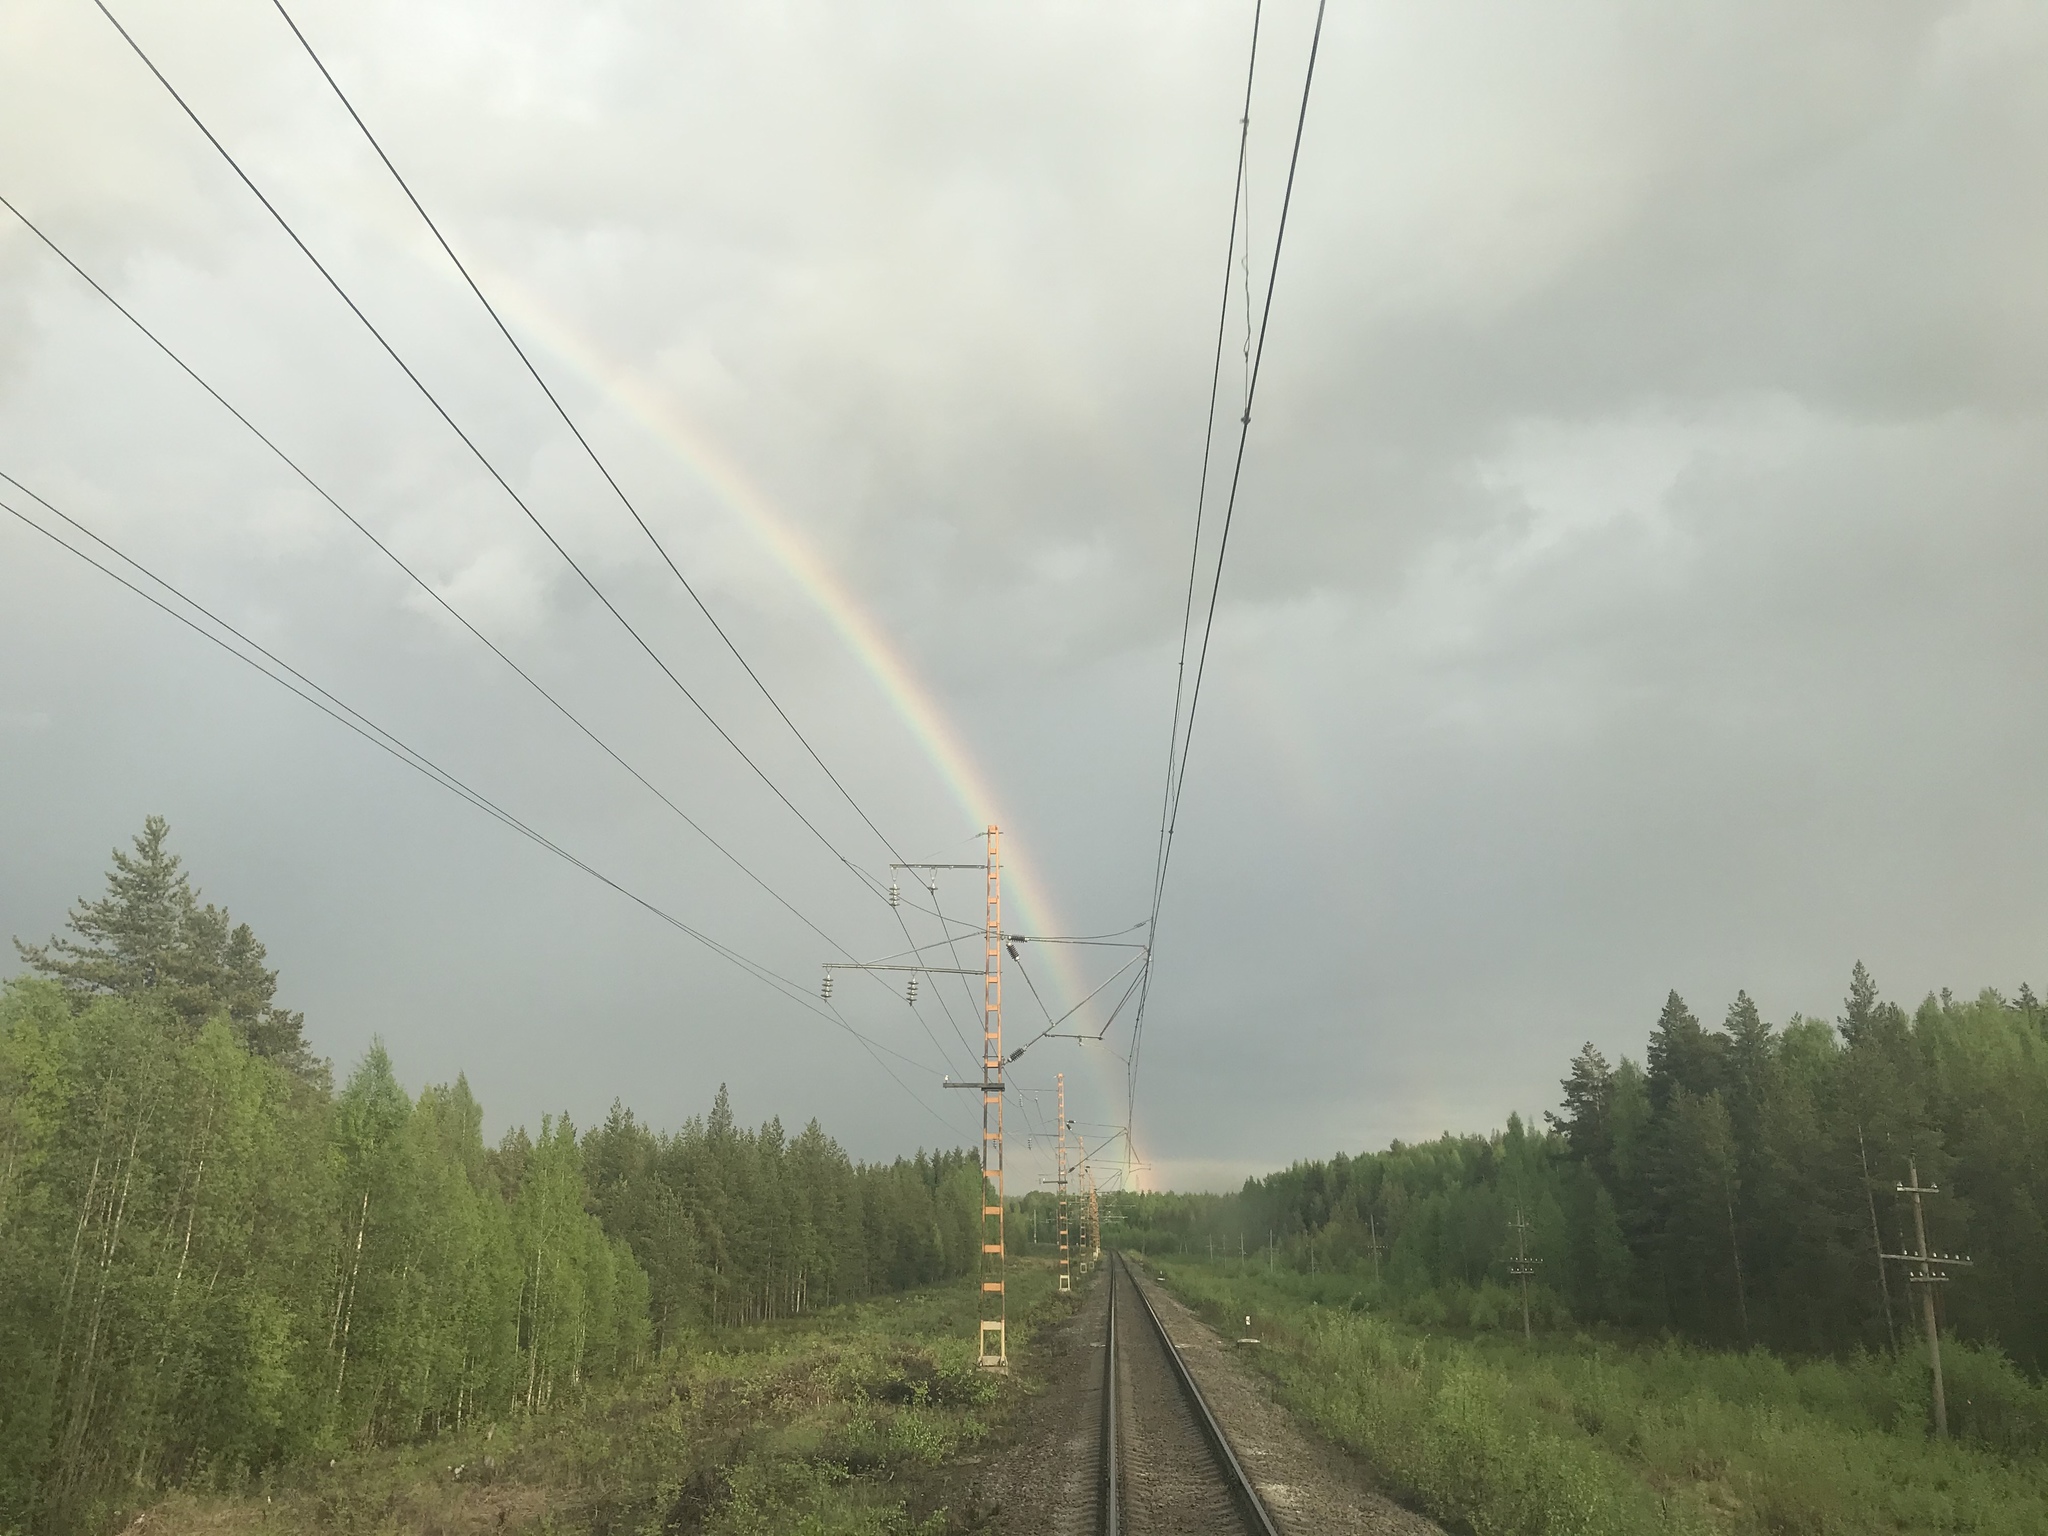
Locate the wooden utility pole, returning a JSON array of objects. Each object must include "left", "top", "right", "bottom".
[
  {"left": 1056, "top": 1073, "right": 1070, "bottom": 1295},
  {"left": 1882, "top": 1160, "right": 1972, "bottom": 1437},
  {"left": 1507, "top": 1207, "right": 1540, "bottom": 1342}
]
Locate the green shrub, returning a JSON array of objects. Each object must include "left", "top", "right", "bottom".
[{"left": 1159, "top": 1261, "right": 2048, "bottom": 1536}]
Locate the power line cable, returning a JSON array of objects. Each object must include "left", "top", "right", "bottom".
[
  {"left": 929, "top": 879, "right": 990, "bottom": 1055},
  {"left": 90, "top": 0, "right": 894, "bottom": 908},
  {"left": 1008, "top": 947, "right": 1060, "bottom": 1032},
  {"left": 0, "top": 193, "right": 965, "bottom": 1087},
  {"left": 1144, "top": 0, "right": 1263, "bottom": 944},
  {"left": 1007, "top": 933, "right": 1148, "bottom": 947},
  {"left": 263, "top": 0, "right": 914, "bottom": 875},
  {"left": 1130, "top": 0, "right": 1326, "bottom": 1128},
  {"left": 1128, "top": 0, "right": 1264, "bottom": 1128},
  {"left": 0, "top": 192, "right": 922, "bottom": 1015},
  {"left": 1166, "top": 0, "right": 1324, "bottom": 840},
  {"left": 1005, "top": 950, "right": 1148, "bottom": 1060},
  {"left": 824, "top": 1000, "right": 972, "bottom": 1140},
  {"left": 0, "top": 473, "right": 965, "bottom": 1136},
  {"left": 891, "top": 900, "right": 981, "bottom": 1068}
]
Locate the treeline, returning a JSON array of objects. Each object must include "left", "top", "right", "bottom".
[
  {"left": 0, "top": 818, "right": 979, "bottom": 1532},
  {"left": 1119, "top": 966, "right": 2048, "bottom": 1374},
  {"left": 583, "top": 1101, "right": 983, "bottom": 1344}
]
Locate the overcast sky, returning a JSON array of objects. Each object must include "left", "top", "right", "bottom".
[{"left": 3, "top": 0, "right": 2044, "bottom": 1189}]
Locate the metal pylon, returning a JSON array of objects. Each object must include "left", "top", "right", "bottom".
[
  {"left": 978, "top": 825, "right": 1006, "bottom": 1368},
  {"left": 1057, "top": 1072, "right": 1070, "bottom": 1294}
]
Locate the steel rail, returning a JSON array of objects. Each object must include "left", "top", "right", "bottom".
[
  {"left": 1102, "top": 1256, "right": 1120, "bottom": 1536},
  {"left": 1111, "top": 1252, "right": 1282, "bottom": 1536}
]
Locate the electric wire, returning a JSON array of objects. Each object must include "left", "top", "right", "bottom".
[
  {"left": 0, "top": 192, "right": 953, "bottom": 1078},
  {"left": 906, "top": 992, "right": 979, "bottom": 1080},
  {"left": 1144, "top": 0, "right": 1264, "bottom": 942},
  {"left": 89, "top": 0, "right": 895, "bottom": 911},
  {"left": 90, "top": 0, "right": 972, "bottom": 1086},
  {"left": 263, "top": 0, "right": 914, "bottom": 876},
  {"left": 892, "top": 902, "right": 982, "bottom": 1069},
  {"left": 1005, "top": 951, "right": 1147, "bottom": 1059},
  {"left": 845, "top": 933, "right": 998, "bottom": 966},
  {"left": 1007, "top": 947, "right": 1059, "bottom": 1033},
  {"left": 1131, "top": 0, "right": 1327, "bottom": 1128},
  {"left": 0, "top": 476, "right": 966, "bottom": 1137},
  {"left": 1167, "top": 0, "right": 1325, "bottom": 840},
  {"left": 1128, "top": 0, "right": 1264, "bottom": 1129},
  {"left": 928, "top": 880, "right": 990, "bottom": 1061},
  {"left": 0, "top": 196, "right": 965, "bottom": 1092},
  {"left": 1095, "top": 965, "right": 1147, "bottom": 1041},
  {"left": 0, "top": 479, "right": 794, "bottom": 1028},
  {"left": 825, "top": 1001, "right": 973, "bottom": 1139},
  {"left": 1008, "top": 937, "right": 1147, "bottom": 948}
]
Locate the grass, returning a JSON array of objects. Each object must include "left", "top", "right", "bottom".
[
  {"left": 1148, "top": 1258, "right": 2048, "bottom": 1536},
  {"left": 126, "top": 1262, "right": 1068, "bottom": 1536}
]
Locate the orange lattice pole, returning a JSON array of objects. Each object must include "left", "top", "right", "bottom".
[
  {"left": 1057, "top": 1072, "right": 1070, "bottom": 1295},
  {"left": 978, "top": 825, "right": 1007, "bottom": 1367}
]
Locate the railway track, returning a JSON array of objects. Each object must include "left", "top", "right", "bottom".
[{"left": 1100, "top": 1251, "right": 1281, "bottom": 1536}]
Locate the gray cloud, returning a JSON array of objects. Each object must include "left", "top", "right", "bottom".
[{"left": 3, "top": 0, "right": 2044, "bottom": 1187}]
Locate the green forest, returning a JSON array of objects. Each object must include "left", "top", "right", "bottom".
[
  {"left": 1117, "top": 969, "right": 2048, "bottom": 1377},
  {"left": 0, "top": 819, "right": 982, "bottom": 1534},
  {"left": 13, "top": 816, "right": 2048, "bottom": 1534}
]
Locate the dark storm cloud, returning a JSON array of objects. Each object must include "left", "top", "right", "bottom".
[{"left": 2, "top": 0, "right": 2043, "bottom": 1187}]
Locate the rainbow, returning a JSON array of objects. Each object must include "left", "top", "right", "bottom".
[
  {"left": 466, "top": 266, "right": 1140, "bottom": 1158},
  {"left": 485, "top": 286, "right": 1146, "bottom": 1179},
  {"left": 476, "top": 278, "right": 1056, "bottom": 921},
  {"left": 342, "top": 214, "right": 1152, "bottom": 1178}
]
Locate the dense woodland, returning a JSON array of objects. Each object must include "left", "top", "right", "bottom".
[
  {"left": 0, "top": 819, "right": 981, "bottom": 1532},
  {"left": 1119, "top": 970, "right": 2048, "bottom": 1375}
]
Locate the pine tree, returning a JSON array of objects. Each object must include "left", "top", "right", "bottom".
[
  {"left": 1547, "top": 1042, "right": 1615, "bottom": 1182},
  {"left": 15, "top": 816, "right": 192, "bottom": 999},
  {"left": 13, "top": 817, "right": 314, "bottom": 1073},
  {"left": 1839, "top": 960, "right": 1880, "bottom": 1043},
  {"left": 1645, "top": 991, "right": 1724, "bottom": 1109}
]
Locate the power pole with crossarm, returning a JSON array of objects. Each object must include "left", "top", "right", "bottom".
[
  {"left": 1507, "top": 1207, "right": 1540, "bottom": 1342},
  {"left": 1882, "top": 1160, "right": 1972, "bottom": 1437},
  {"left": 977, "top": 827, "right": 1006, "bottom": 1366},
  {"left": 842, "top": 839, "right": 1008, "bottom": 1368},
  {"left": 1056, "top": 1073, "right": 1070, "bottom": 1295}
]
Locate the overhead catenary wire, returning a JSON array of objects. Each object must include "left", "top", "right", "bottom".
[
  {"left": 1003, "top": 924, "right": 1149, "bottom": 947},
  {"left": 1166, "top": 0, "right": 1325, "bottom": 838},
  {"left": 0, "top": 477, "right": 968, "bottom": 1135},
  {"left": 1145, "top": 0, "right": 1264, "bottom": 945},
  {"left": 1007, "top": 947, "right": 1060, "bottom": 1033},
  {"left": 89, "top": 0, "right": 898, "bottom": 912},
  {"left": 262, "top": 0, "right": 916, "bottom": 879},
  {"left": 1127, "top": 0, "right": 1264, "bottom": 1138},
  {"left": 1130, "top": 0, "right": 1327, "bottom": 1130},
  {"left": 1091, "top": 964, "right": 1148, "bottom": 1042},
  {"left": 1005, "top": 950, "right": 1148, "bottom": 1060}
]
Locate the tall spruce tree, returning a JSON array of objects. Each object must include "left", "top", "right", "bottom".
[
  {"left": 14, "top": 816, "right": 314, "bottom": 1073},
  {"left": 1645, "top": 990, "right": 1725, "bottom": 1109},
  {"left": 1548, "top": 1043, "right": 1615, "bottom": 1182}
]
